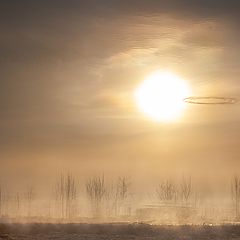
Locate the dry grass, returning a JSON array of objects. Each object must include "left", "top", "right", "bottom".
[{"left": 0, "top": 223, "right": 240, "bottom": 239}]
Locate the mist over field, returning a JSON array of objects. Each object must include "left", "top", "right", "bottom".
[
  {"left": 0, "top": 172, "right": 239, "bottom": 226},
  {"left": 1, "top": 0, "right": 240, "bottom": 239}
]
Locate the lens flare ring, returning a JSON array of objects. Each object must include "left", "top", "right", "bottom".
[{"left": 184, "top": 97, "right": 237, "bottom": 105}]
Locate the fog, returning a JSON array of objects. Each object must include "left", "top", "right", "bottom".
[{"left": 1, "top": 0, "right": 240, "bottom": 227}]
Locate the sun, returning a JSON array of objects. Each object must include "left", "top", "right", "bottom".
[{"left": 135, "top": 71, "right": 191, "bottom": 121}]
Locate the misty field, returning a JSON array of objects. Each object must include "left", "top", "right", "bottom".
[
  {"left": 1, "top": 223, "right": 240, "bottom": 240},
  {"left": 1, "top": 174, "right": 240, "bottom": 225}
]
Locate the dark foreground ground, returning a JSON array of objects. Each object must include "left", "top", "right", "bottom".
[{"left": 1, "top": 223, "right": 240, "bottom": 240}]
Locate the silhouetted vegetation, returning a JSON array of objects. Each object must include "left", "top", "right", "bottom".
[
  {"left": 231, "top": 176, "right": 240, "bottom": 220},
  {"left": 0, "top": 173, "right": 238, "bottom": 224},
  {"left": 54, "top": 174, "right": 77, "bottom": 219}
]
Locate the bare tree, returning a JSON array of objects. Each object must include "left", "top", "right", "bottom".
[
  {"left": 55, "top": 174, "right": 65, "bottom": 218},
  {"left": 180, "top": 176, "right": 192, "bottom": 205},
  {"left": 0, "top": 184, "right": 2, "bottom": 216},
  {"left": 86, "top": 175, "right": 106, "bottom": 217},
  {"left": 0, "top": 185, "right": 10, "bottom": 217},
  {"left": 231, "top": 176, "right": 240, "bottom": 220},
  {"left": 156, "top": 180, "right": 177, "bottom": 203},
  {"left": 25, "top": 185, "right": 35, "bottom": 217},
  {"left": 15, "top": 192, "right": 21, "bottom": 216},
  {"left": 65, "top": 174, "right": 77, "bottom": 218},
  {"left": 104, "top": 184, "right": 114, "bottom": 217},
  {"left": 114, "top": 177, "right": 131, "bottom": 216},
  {"left": 54, "top": 173, "right": 77, "bottom": 219}
]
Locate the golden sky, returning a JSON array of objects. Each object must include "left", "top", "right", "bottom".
[{"left": 0, "top": 1, "right": 240, "bottom": 186}]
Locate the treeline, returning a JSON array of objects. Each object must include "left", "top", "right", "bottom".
[
  {"left": 0, "top": 173, "right": 132, "bottom": 220},
  {"left": 155, "top": 177, "right": 196, "bottom": 206},
  {"left": 0, "top": 174, "right": 239, "bottom": 222}
]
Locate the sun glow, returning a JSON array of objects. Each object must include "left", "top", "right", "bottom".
[{"left": 135, "top": 71, "right": 191, "bottom": 121}]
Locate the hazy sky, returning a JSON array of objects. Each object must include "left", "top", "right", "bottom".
[{"left": 1, "top": 1, "right": 240, "bottom": 184}]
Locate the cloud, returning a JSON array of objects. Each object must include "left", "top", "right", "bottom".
[
  {"left": 1, "top": 1, "right": 239, "bottom": 67},
  {"left": 0, "top": 0, "right": 240, "bottom": 144}
]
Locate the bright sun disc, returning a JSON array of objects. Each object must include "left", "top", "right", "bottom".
[{"left": 135, "top": 71, "right": 191, "bottom": 121}]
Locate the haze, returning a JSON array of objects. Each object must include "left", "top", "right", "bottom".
[{"left": 1, "top": 1, "right": 240, "bottom": 204}]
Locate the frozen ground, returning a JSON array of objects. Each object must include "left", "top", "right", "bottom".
[{"left": 0, "top": 223, "right": 240, "bottom": 240}]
